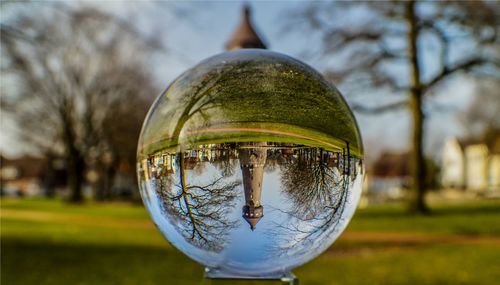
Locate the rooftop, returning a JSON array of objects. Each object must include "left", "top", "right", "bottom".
[{"left": 225, "top": 5, "right": 266, "bottom": 50}]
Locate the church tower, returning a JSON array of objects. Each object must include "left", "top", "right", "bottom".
[
  {"left": 225, "top": 5, "right": 267, "bottom": 50},
  {"left": 226, "top": 4, "right": 268, "bottom": 230}
]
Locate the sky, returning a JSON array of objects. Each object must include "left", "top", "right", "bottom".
[{"left": 0, "top": 0, "right": 479, "bottom": 162}]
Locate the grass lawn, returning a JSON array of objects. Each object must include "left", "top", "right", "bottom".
[{"left": 2, "top": 198, "right": 500, "bottom": 285}]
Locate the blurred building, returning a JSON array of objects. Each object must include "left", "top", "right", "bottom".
[
  {"left": 363, "top": 152, "right": 411, "bottom": 202},
  {"left": 441, "top": 137, "right": 500, "bottom": 194},
  {"left": 0, "top": 156, "right": 66, "bottom": 196},
  {"left": 0, "top": 156, "right": 44, "bottom": 196}
]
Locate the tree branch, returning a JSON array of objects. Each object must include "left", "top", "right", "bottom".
[
  {"left": 419, "top": 21, "right": 450, "bottom": 72},
  {"left": 423, "top": 57, "right": 496, "bottom": 92},
  {"left": 351, "top": 101, "right": 407, "bottom": 115}
]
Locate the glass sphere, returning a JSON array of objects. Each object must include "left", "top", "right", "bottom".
[{"left": 137, "top": 49, "right": 364, "bottom": 278}]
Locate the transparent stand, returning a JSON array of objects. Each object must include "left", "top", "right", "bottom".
[{"left": 203, "top": 267, "right": 298, "bottom": 285}]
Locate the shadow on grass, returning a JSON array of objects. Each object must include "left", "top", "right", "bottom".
[{"left": 2, "top": 239, "right": 291, "bottom": 285}]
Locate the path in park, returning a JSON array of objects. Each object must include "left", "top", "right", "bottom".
[{"left": 340, "top": 231, "right": 500, "bottom": 246}]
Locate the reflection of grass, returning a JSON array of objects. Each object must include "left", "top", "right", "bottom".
[
  {"left": 139, "top": 52, "right": 363, "bottom": 160},
  {"left": 141, "top": 122, "right": 361, "bottom": 158},
  {"left": 2, "top": 199, "right": 500, "bottom": 284}
]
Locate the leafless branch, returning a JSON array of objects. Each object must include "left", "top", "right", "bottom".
[
  {"left": 423, "top": 57, "right": 497, "bottom": 93},
  {"left": 351, "top": 101, "right": 407, "bottom": 115}
]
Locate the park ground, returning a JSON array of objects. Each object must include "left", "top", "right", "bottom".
[{"left": 1, "top": 198, "right": 500, "bottom": 285}]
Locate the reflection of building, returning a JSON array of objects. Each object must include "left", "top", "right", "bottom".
[
  {"left": 441, "top": 137, "right": 500, "bottom": 193},
  {"left": 239, "top": 144, "right": 267, "bottom": 230},
  {"left": 227, "top": 4, "right": 268, "bottom": 231}
]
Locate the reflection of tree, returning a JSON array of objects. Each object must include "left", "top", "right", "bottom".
[
  {"left": 169, "top": 65, "right": 239, "bottom": 148},
  {"left": 273, "top": 146, "right": 359, "bottom": 255},
  {"left": 212, "top": 144, "right": 239, "bottom": 177},
  {"left": 281, "top": 149, "right": 343, "bottom": 219},
  {"left": 264, "top": 149, "right": 282, "bottom": 173},
  {"left": 155, "top": 152, "right": 240, "bottom": 252}
]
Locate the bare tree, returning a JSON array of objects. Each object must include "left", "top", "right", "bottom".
[
  {"left": 271, "top": 147, "right": 355, "bottom": 255},
  {"left": 293, "top": 1, "right": 500, "bottom": 213},
  {"left": 211, "top": 144, "right": 239, "bottom": 177},
  {"left": 280, "top": 148, "right": 344, "bottom": 219},
  {"left": 1, "top": 6, "right": 159, "bottom": 201},
  {"left": 138, "top": 61, "right": 238, "bottom": 156}
]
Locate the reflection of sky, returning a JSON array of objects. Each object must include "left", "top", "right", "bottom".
[
  {"left": 140, "top": 150, "right": 364, "bottom": 276},
  {"left": 222, "top": 170, "right": 286, "bottom": 272}
]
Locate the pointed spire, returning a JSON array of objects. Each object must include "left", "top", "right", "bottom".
[
  {"left": 243, "top": 215, "right": 262, "bottom": 231},
  {"left": 225, "top": 4, "right": 267, "bottom": 50}
]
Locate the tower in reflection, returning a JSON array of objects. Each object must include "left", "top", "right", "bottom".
[
  {"left": 239, "top": 143, "right": 267, "bottom": 230},
  {"left": 227, "top": 3, "right": 268, "bottom": 231}
]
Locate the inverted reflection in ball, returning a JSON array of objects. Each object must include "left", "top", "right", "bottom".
[{"left": 137, "top": 50, "right": 364, "bottom": 278}]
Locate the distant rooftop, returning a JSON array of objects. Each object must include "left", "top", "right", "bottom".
[
  {"left": 225, "top": 5, "right": 266, "bottom": 50},
  {"left": 0, "top": 156, "right": 46, "bottom": 180},
  {"left": 371, "top": 152, "right": 410, "bottom": 178},
  {"left": 454, "top": 134, "right": 500, "bottom": 154}
]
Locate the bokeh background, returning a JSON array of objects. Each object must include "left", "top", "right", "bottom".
[{"left": 1, "top": 1, "right": 499, "bottom": 284}]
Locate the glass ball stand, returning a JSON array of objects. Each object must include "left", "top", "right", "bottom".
[{"left": 204, "top": 267, "right": 298, "bottom": 285}]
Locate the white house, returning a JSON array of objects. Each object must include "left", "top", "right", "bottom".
[
  {"left": 465, "top": 144, "right": 489, "bottom": 191},
  {"left": 441, "top": 136, "right": 500, "bottom": 193},
  {"left": 441, "top": 138, "right": 465, "bottom": 189}
]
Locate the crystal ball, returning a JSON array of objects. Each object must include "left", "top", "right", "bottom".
[{"left": 137, "top": 49, "right": 364, "bottom": 278}]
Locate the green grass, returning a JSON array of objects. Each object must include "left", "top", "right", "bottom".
[
  {"left": 140, "top": 122, "right": 361, "bottom": 159},
  {"left": 349, "top": 201, "right": 500, "bottom": 235},
  {"left": 2, "top": 198, "right": 500, "bottom": 285}
]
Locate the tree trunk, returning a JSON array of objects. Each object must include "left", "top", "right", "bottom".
[
  {"left": 67, "top": 147, "right": 85, "bottom": 203},
  {"left": 43, "top": 153, "right": 56, "bottom": 198},
  {"left": 94, "top": 163, "right": 115, "bottom": 201},
  {"left": 61, "top": 103, "right": 85, "bottom": 203},
  {"left": 407, "top": 1, "right": 429, "bottom": 214}
]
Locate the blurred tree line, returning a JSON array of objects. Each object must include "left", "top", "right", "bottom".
[
  {"left": 461, "top": 78, "right": 500, "bottom": 141},
  {"left": 293, "top": 0, "right": 500, "bottom": 213},
  {"left": 1, "top": 5, "right": 162, "bottom": 202}
]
